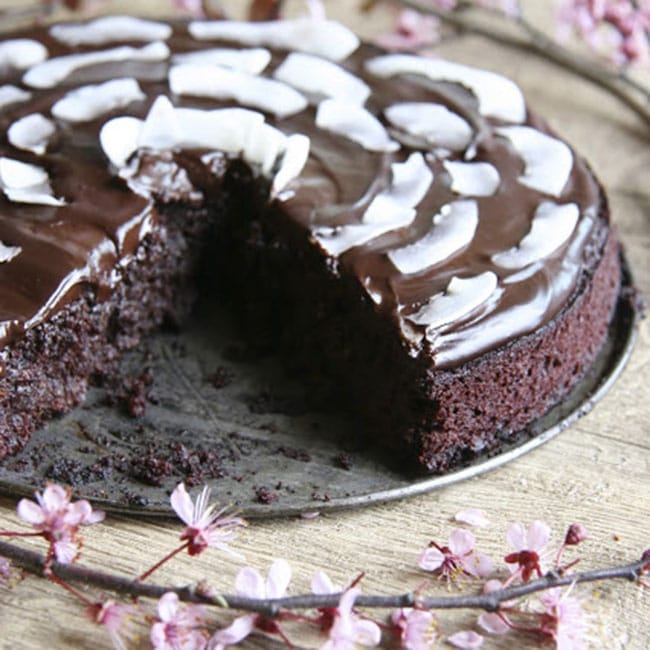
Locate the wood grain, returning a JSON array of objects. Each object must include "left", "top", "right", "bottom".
[{"left": 0, "top": 1, "right": 648, "bottom": 648}]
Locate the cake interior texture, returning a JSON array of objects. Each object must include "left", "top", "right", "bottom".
[{"left": 0, "top": 16, "right": 623, "bottom": 472}]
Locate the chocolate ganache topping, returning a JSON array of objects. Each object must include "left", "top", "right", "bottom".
[{"left": 0, "top": 16, "right": 601, "bottom": 368}]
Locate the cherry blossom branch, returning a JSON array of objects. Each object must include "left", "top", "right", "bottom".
[
  {"left": 396, "top": 0, "right": 650, "bottom": 127},
  {"left": 1, "top": 538, "right": 647, "bottom": 617}
]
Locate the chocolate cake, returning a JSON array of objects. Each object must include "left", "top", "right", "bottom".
[{"left": 0, "top": 15, "right": 622, "bottom": 472}]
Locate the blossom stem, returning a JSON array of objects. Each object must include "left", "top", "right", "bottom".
[
  {"left": 0, "top": 538, "right": 646, "bottom": 617},
  {"left": 45, "top": 570, "right": 95, "bottom": 608},
  {"left": 137, "top": 542, "right": 189, "bottom": 582},
  {"left": 396, "top": 0, "right": 650, "bottom": 127}
]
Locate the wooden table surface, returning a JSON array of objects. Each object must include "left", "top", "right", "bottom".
[{"left": 0, "top": 1, "right": 648, "bottom": 648}]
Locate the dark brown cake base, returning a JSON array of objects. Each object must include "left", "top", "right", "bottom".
[{"left": 0, "top": 158, "right": 623, "bottom": 473}]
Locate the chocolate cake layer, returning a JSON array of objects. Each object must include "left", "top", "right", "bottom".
[{"left": 0, "top": 16, "right": 622, "bottom": 470}]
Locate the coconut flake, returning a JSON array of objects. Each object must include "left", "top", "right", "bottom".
[
  {"left": 23, "top": 41, "right": 170, "bottom": 89},
  {"left": 189, "top": 18, "right": 359, "bottom": 62},
  {"left": 443, "top": 160, "right": 500, "bottom": 196},
  {"left": 388, "top": 200, "right": 478, "bottom": 274},
  {"left": 0, "top": 39, "right": 48, "bottom": 70},
  {"left": 50, "top": 15, "right": 172, "bottom": 46},
  {"left": 52, "top": 78, "right": 145, "bottom": 122},
  {"left": 407, "top": 271, "right": 498, "bottom": 332},
  {"left": 273, "top": 134, "right": 311, "bottom": 194},
  {"left": 492, "top": 201, "right": 579, "bottom": 269},
  {"left": 273, "top": 52, "right": 370, "bottom": 105},
  {"left": 316, "top": 99, "right": 398, "bottom": 152},
  {"left": 169, "top": 63, "right": 308, "bottom": 119},
  {"left": 7, "top": 113, "right": 56, "bottom": 155},
  {"left": 496, "top": 126, "right": 574, "bottom": 197},
  {"left": 0, "top": 157, "right": 65, "bottom": 206},
  {"left": 99, "top": 96, "right": 310, "bottom": 191},
  {"left": 313, "top": 152, "right": 432, "bottom": 256},
  {"left": 0, "top": 241, "right": 22, "bottom": 264},
  {"left": 366, "top": 54, "right": 526, "bottom": 124},
  {"left": 172, "top": 47, "right": 271, "bottom": 74},
  {"left": 384, "top": 102, "right": 473, "bottom": 152},
  {"left": 0, "top": 85, "right": 32, "bottom": 110}
]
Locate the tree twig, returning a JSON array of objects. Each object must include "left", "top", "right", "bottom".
[
  {"left": 397, "top": 0, "right": 650, "bottom": 128},
  {"left": 1, "top": 539, "right": 647, "bottom": 617}
]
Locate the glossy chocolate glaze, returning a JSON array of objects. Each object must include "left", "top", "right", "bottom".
[{"left": 0, "top": 20, "right": 603, "bottom": 368}]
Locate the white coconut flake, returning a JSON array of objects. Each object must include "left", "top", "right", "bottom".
[
  {"left": 172, "top": 47, "right": 271, "bottom": 74},
  {"left": 388, "top": 200, "right": 478, "bottom": 274},
  {"left": 51, "top": 78, "right": 145, "bottom": 123},
  {"left": 0, "top": 241, "right": 22, "bottom": 264},
  {"left": 385, "top": 102, "right": 473, "bottom": 152},
  {"left": 0, "top": 85, "right": 32, "bottom": 110},
  {"left": 407, "top": 271, "right": 498, "bottom": 332},
  {"left": 496, "top": 126, "right": 573, "bottom": 197},
  {"left": 273, "top": 134, "right": 311, "bottom": 194},
  {"left": 169, "top": 63, "right": 308, "bottom": 119},
  {"left": 0, "top": 157, "right": 65, "bottom": 207},
  {"left": 7, "top": 113, "right": 56, "bottom": 155},
  {"left": 23, "top": 41, "right": 170, "bottom": 89},
  {"left": 189, "top": 18, "right": 359, "bottom": 61},
  {"left": 492, "top": 201, "right": 579, "bottom": 269},
  {"left": 313, "top": 152, "right": 432, "bottom": 256},
  {"left": 50, "top": 16, "right": 172, "bottom": 46},
  {"left": 99, "top": 96, "right": 310, "bottom": 192},
  {"left": 316, "top": 99, "right": 398, "bottom": 152},
  {"left": 0, "top": 39, "right": 48, "bottom": 70},
  {"left": 443, "top": 160, "right": 500, "bottom": 196},
  {"left": 366, "top": 54, "right": 526, "bottom": 124},
  {"left": 273, "top": 52, "right": 370, "bottom": 105}
]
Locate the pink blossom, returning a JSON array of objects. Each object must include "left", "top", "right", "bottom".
[
  {"left": 171, "top": 483, "right": 246, "bottom": 557},
  {"left": 446, "top": 630, "right": 484, "bottom": 648},
  {"left": 320, "top": 587, "right": 381, "bottom": 650},
  {"left": 17, "top": 483, "right": 104, "bottom": 564},
  {"left": 557, "top": 0, "right": 649, "bottom": 64},
  {"left": 306, "top": 0, "right": 326, "bottom": 20},
  {"left": 538, "top": 587, "right": 591, "bottom": 649},
  {"left": 418, "top": 529, "right": 493, "bottom": 581},
  {"left": 504, "top": 520, "right": 551, "bottom": 582},
  {"left": 209, "top": 560, "right": 292, "bottom": 648},
  {"left": 391, "top": 607, "right": 440, "bottom": 650},
  {"left": 88, "top": 600, "right": 138, "bottom": 650},
  {"left": 150, "top": 592, "right": 207, "bottom": 650},
  {"left": 375, "top": 9, "right": 441, "bottom": 52},
  {"left": 0, "top": 556, "right": 21, "bottom": 587}
]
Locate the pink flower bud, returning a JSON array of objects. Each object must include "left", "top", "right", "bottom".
[{"left": 564, "top": 523, "right": 589, "bottom": 546}]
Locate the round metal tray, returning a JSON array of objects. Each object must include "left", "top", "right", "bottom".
[{"left": 0, "top": 268, "right": 639, "bottom": 519}]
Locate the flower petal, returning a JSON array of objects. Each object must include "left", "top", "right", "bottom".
[
  {"left": 157, "top": 592, "right": 180, "bottom": 622},
  {"left": 210, "top": 614, "right": 255, "bottom": 646},
  {"left": 449, "top": 528, "right": 476, "bottom": 556},
  {"left": 447, "top": 630, "right": 484, "bottom": 648},
  {"left": 311, "top": 570, "right": 337, "bottom": 595},
  {"left": 418, "top": 547, "right": 444, "bottom": 572},
  {"left": 170, "top": 483, "right": 195, "bottom": 526},
  {"left": 42, "top": 484, "right": 69, "bottom": 511},
  {"left": 235, "top": 566, "right": 266, "bottom": 599},
  {"left": 54, "top": 538, "right": 80, "bottom": 564},
  {"left": 16, "top": 499, "right": 45, "bottom": 525},
  {"left": 478, "top": 612, "right": 510, "bottom": 634},
  {"left": 472, "top": 552, "right": 493, "bottom": 578},
  {"left": 266, "top": 559, "right": 291, "bottom": 598},
  {"left": 352, "top": 619, "right": 382, "bottom": 646},
  {"left": 527, "top": 520, "right": 551, "bottom": 551},
  {"left": 454, "top": 509, "right": 489, "bottom": 528},
  {"left": 506, "top": 522, "right": 526, "bottom": 551}
]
